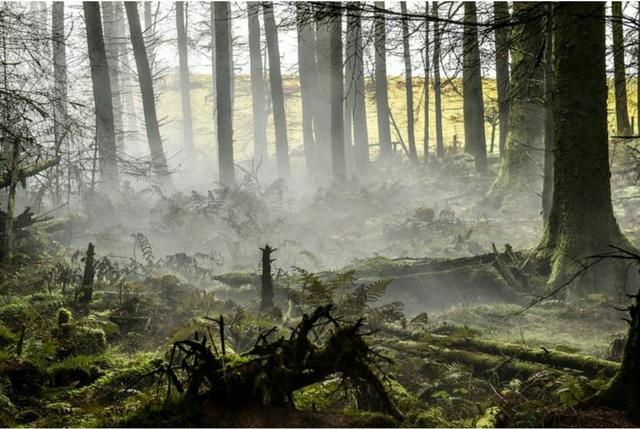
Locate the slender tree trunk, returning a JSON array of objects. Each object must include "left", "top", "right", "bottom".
[
  {"left": 116, "top": 2, "right": 138, "bottom": 141},
  {"left": 374, "top": 1, "right": 392, "bottom": 160},
  {"left": 52, "top": 1, "right": 67, "bottom": 203},
  {"left": 329, "top": 11, "right": 346, "bottom": 179},
  {"left": 84, "top": 1, "right": 119, "bottom": 190},
  {"left": 296, "top": 3, "right": 317, "bottom": 176},
  {"left": 263, "top": 2, "right": 290, "bottom": 180},
  {"left": 348, "top": 3, "right": 369, "bottom": 176},
  {"left": 343, "top": 16, "right": 354, "bottom": 175},
  {"left": 249, "top": 2, "right": 268, "bottom": 165},
  {"left": 432, "top": 1, "right": 444, "bottom": 158},
  {"left": 487, "top": 3, "right": 545, "bottom": 209},
  {"left": 612, "top": 1, "right": 631, "bottom": 136},
  {"left": 213, "top": 1, "right": 235, "bottom": 186},
  {"left": 542, "top": 8, "right": 553, "bottom": 225},
  {"left": 462, "top": 2, "right": 487, "bottom": 173},
  {"left": 176, "top": 1, "right": 194, "bottom": 161},
  {"left": 537, "top": 2, "right": 631, "bottom": 298},
  {"left": 494, "top": 1, "right": 510, "bottom": 158},
  {"left": 401, "top": 1, "right": 417, "bottom": 163},
  {"left": 144, "top": 2, "right": 153, "bottom": 75},
  {"left": 124, "top": 1, "right": 171, "bottom": 181},
  {"left": 102, "top": 2, "right": 124, "bottom": 151},
  {"left": 423, "top": 2, "right": 430, "bottom": 162},
  {"left": 209, "top": 3, "right": 218, "bottom": 157}
]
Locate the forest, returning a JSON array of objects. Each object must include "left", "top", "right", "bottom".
[{"left": 1, "top": 1, "right": 640, "bottom": 427}]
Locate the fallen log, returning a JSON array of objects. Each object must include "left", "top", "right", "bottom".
[{"left": 425, "top": 335, "right": 619, "bottom": 377}]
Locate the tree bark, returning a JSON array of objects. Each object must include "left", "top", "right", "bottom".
[
  {"left": 612, "top": 1, "right": 631, "bottom": 136},
  {"left": 423, "top": 2, "right": 430, "bottom": 162},
  {"left": 249, "top": 2, "right": 269, "bottom": 165},
  {"left": 537, "top": 2, "right": 631, "bottom": 298},
  {"left": 374, "top": 1, "right": 392, "bottom": 160},
  {"left": 542, "top": 7, "right": 553, "bottom": 225},
  {"left": 101, "top": 2, "right": 123, "bottom": 152},
  {"left": 176, "top": 1, "right": 194, "bottom": 161},
  {"left": 462, "top": 2, "right": 487, "bottom": 173},
  {"left": 494, "top": 2, "right": 510, "bottom": 159},
  {"left": 432, "top": 1, "right": 444, "bottom": 159},
  {"left": 84, "top": 1, "right": 119, "bottom": 191},
  {"left": 349, "top": 4, "right": 369, "bottom": 176},
  {"left": 296, "top": 3, "right": 317, "bottom": 177},
  {"left": 213, "top": 1, "right": 235, "bottom": 186},
  {"left": 314, "top": 13, "right": 332, "bottom": 174},
  {"left": 329, "top": 11, "right": 346, "bottom": 179},
  {"left": 124, "top": 1, "right": 171, "bottom": 182},
  {"left": 400, "top": 2, "right": 417, "bottom": 163},
  {"left": 263, "top": 2, "right": 290, "bottom": 180},
  {"left": 487, "top": 3, "right": 545, "bottom": 209},
  {"left": 52, "top": 1, "right": 67, "bottom": 203},
  {"left": 116, "top": 2, "right": 138, "bottom": 141}
]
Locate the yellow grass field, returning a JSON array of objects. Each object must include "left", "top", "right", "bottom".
[{"left": 155, "top": 73, "right": 640, "bottom": 168}]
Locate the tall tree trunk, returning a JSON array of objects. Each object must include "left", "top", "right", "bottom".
[
  {"left": 542, "top": 7, "right": 553, "bottom": 225},
  {"left": 374, "top": 1, "right": 392, "bottom": 160},
  {"left": 537, "top": 2, "right": 631, "bottom": 298},
  {"left": 423, "top": 2, "right": 430, "bottom": 162},
  {"left": 462, "top": 2, "right": 487, "bottom": 173},
  {"left": 102, "top": 2, "right": 124, "bottom": 151},
  {"left": 52, "top": 1, "right": 67, "bottom": 203},
  {"left": 83, "top": 1, "right": 119, "bottom": 190},
  {"left": 124, "top": 1, "right": 171, "bottom": 181},
  {"left": 315, "top": 13, "right": 332, "bottom": 174},
  {"left": 209, "top": 3, "right": 218, "bottom": 156},
  {"left": 176, "top": 1, "right": 194, "bottom": 161},
  {"left": 612, "top": 1, "right": 631, "bottom": 136},
  {"left": 486, "top": 3, "right": 545, "bottom": 209},
  {"left": 116, "top": 2, "right": 138, "bottom": 141},
  {"left": 213, "top": 1, "right": 235, "bottom": 186},
  {"left": 249, "top": 2, "right": 268, "bottom": 165},
  {"left": 637, "top": 6, "right": 640, "bottom": 134},
  {"left": 296, "top": 3, "right": 317, "bottom": 176},
  {"left": 329, "top": 11, "right": 346, "bottom": 179},
  {"left": 494, "top": 1, "right": 510, "bottom": 158},
  {"left": 401, "top": 2, "right": 417, "bottom": 163},
  {"left": 348, "top": 3, "right": 369, "bottom": 176},
  {"left": 263, "top": 2, "right": 290, "bottom": 180},
  {"left": 432, "top": 1, "right": 444, "bottom": 158},
  {"left": 343, "top": 14, "right": 354, "bottom": 175}
]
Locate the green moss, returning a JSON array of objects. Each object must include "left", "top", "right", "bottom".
[
  {"left": 114, "top": 397, "right": 203, "bottom": 428},
  {"left": 56, "top": 324, "right": 107, "bottom": 356},
  {"left": 58, "top": 308, "right": 72, "bottom": 327},
  {"left": 475, "top": 406, "right": 502, "bottom": 428},
  {"left": 293, "top": 378, "right": 342, "bottom": 411},
  {"left": 0, "top": 324, "right": 16, "bottom": 347},
  {"left": 411, "top": 408, "right": 450, "bottom": 428},
  {"left": 0, "top": 302, "right": 30, "bottom": 331},
  {"left": 341, "top": 410, "right": 398, "bottom": 427}
]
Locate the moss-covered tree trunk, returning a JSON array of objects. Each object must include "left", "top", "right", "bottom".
[
  {"left": 462, "top": 2, "right": 487, "bottom": 173},
  {"left": 612, "top": 1, "right": 631, "bottom": 136},
  {"left": 536, "top": 2, "right": 631, "bottom": 298},
  {"left": 486, "top": 3, "right": 544, "bottom": 210},
  {"left": 493, "top": 2, "right": 510, "bottom": 158}
]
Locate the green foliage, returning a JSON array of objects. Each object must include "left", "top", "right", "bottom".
[
  {"left": 58, "top": 308, "right": 72, "bottom": 326},
  {"left": 0, "top": 324, "right": 16, "bottom": 347},
  {"left": 0, "top": 302, "right": 30, "bottom": 331}
]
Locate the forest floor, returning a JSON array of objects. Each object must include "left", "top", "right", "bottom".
[{"left": 2, "top": 139, "right": 640, "bottom": 427}]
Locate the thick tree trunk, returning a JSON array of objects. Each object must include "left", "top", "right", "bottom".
[
  {"left": 296, "top": 3, "right": 317, "bottom": 177},
  {"left": 263, "top": 2, "right": 290, "bottom": 180},
  {"left": 83, "top": 1, "right": 119, "bottom": 191},
  {"left": 52, "top": 1, "right": 67, "bottom": 203},
  {"left": 423, "top": 2, "right": 430, "bottom": 162},
  {"left": 400, "top": 2, "right": 417, "bottom": 163},
  {"left": 348, "top": 4, "right": 369, "bottom": 176},
  {"left": 124, "top": 1, "right": 171, "bottom": 181},
  {"left": 101, "top": 2, "right": 123, "bottom": 153},
  {"left": 314, "top": 14, "right": 332, "bottom": 175},
  {"left": 542, "top": 9, "right": 553, "bottom": 225},
  {"left": 432, "top": 1, "right": 444, "bottom": 159},
  {"left": 462, "top": 2, "right": 487, "bottom": 173},
  {"left": 537, "top": 2, "right": 631, "bottom": 298},
  {"left": 374, "top": 2, "right": 392, "bottom": 160},
  {"left": 487, "top": 3, "right": 545, "bottom": 209},
  {"left": 176, "top": 1, "right": 194, "bottom": 161},
  {"left": 213, "top": 1, "right": 235, "bottom": 187},
  {"left": 249, "top": 2, "right": 268, "bottom": 165},
  {"left": 329, "top": 11, "right": 346, "bottom": 179},
  {"left": 494, "top": 2, "right": 510, "bottom": 158},
  {"left": 612, "top": 1, "right": 631, "bottom": 136}
]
